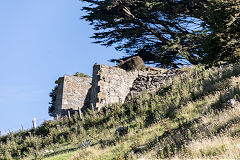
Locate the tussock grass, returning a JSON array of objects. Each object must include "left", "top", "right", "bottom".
[
  {"left": 185, "top": 135, "right": 240, "bottom": 159},
  {"left": 1, "top": 63, "right": 240, "bottom": 159}
]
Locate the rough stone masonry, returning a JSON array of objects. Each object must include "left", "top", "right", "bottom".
[{"left": 54, "top": 63, "right": 179, "bottom": 116}]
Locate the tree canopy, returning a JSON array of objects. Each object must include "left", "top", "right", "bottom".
[
  {"left": 81, "top": 0, "right": 240, "bottom": 68},
  {"left": 201, "top": 1, "right": 240, "bottom": 65}
]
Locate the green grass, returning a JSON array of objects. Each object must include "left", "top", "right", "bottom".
[
  {"left": 43, "top": 151, "right": 77, "bottom": 160},
  {"left": 1, "top": 63, "right": 240, "bottom": 159}
]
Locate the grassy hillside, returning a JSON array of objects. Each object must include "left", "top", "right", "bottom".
[{"left": 1, "top": 64, "right": 240, "bottom": 159}]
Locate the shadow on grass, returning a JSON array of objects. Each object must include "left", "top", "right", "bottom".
[
  {"left": 191, "top": 65, "right": 240, "bottom": 101},
  {"left": 42, "top": 145, "right": 82, "bottom": 159},
  {"left": 42, "top": 142, "right": 98, "bottom": 159},
  {"left": 158, "top": 65, "right": 240, "bottom": 120},
  {"left": 210, "top": 86, "right": 240, "bottom": 110},
  {"left": 125, "top": 118, "right": 201, "bottom": 158}
]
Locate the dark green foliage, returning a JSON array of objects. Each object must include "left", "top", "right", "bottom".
[
  {"left": 201, "top": 1, "right": 240, "bottom": 66},
  {"left": 81, "top": 0, "right": 206, "bottom": 68},
  {"left": 81, "top": 0, "right": 240, "bottom": 67},
  {"left": 74, "top": 72, "right": 90, "bottom": 77},
  {"left": 48, "top": 86, "right": 58, "bottom": 117}
]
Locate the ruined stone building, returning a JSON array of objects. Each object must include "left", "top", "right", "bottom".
[{"left": 54, "top": 63, "right": 179, "bottom": 116}]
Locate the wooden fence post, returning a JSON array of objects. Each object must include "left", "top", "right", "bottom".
[
  {"left": 119, "top": 98, "right": 122, "bottom": 104},
  {"left": 32, "top": 118, "right": 37, "bottom": 129},
  {"left": 91, "top": 104, "right": 95, "bottom": 114},
  {"left": 68, "top": 110, "right": 71, "bottom": 119},
  {"left": 78, "top": 107, "right": 83, "bottom": 120}
]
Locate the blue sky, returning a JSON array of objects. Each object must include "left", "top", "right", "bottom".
[{"left": 0, "top": 0, "right": 122, "bottom": 135}]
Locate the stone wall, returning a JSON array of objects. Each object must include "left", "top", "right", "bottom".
[
  {"left": 91, "top": 64, "right": 139, "bottom": 110},
  {"left": 129, "top": 69, "right": 179, "bottom": 97},
  {"left": 55, "top": 77, "right": 64, "bottom": 115},
  {"left": 55, "top": 75, "right": 92, "bottom": 114}
]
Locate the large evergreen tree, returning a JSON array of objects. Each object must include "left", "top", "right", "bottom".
[
  {"left": 81, "top": 0, "right": 240, "bottom": 67},
  {"left": 200, "top": 1, "right": 240, "bottom": 65}
]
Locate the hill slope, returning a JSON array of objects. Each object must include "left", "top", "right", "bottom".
[{"left": 1, "top": 64, "right": 240, "bottom": 159}]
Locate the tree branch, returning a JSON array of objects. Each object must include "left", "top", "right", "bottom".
[{"left": 122, "top": 6, "right": 167, "bottom": 44}]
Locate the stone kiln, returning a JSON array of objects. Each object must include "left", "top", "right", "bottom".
[{"left": 54, "top": 64, "right": 179, "bottom": 115}]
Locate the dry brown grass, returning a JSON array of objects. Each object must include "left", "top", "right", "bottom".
[
  {"left": 200, "top": 102, "right": 240, "bottom": 136},
  {"left": 185, "top": 135, "right": 240, "bottom": 159}
]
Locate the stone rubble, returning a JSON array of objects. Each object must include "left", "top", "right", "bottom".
[{"left": 129, "top": 68, "right": 181, "bottom": 97}]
